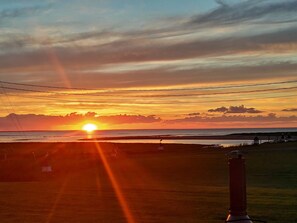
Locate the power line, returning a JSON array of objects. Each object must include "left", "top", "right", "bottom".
[
  {"left": 0, "top": 86, "right": 54, "bottom": 94},
  {"left": 1, "top": 79, "right": 297, "bottom": 93},
  {"left": 1, "top": 90, "right": 296, "bottom": 104},
  {"left": 0, "top": 80, "right": 88, "bottom": 90},
  {"left": 0, "top": 85, "right": 103, "bottom": 97},
  {"left": 0, "top": 91, "right": 22, "bottom": 131},
  {"left": 110, "top": 79, "right": 297, "bottom": 93},
  {"left": 0, "top": 82, "right": 26, "bottom": 136},
  {"left": 131, "top": 86, "right": 297, "bottom": 97},
  {"left": 1, "top": 83, "right": 297, "bottom": 98},
  {"left": 0, "top": 85, "right": 95, "bottom": 97}
]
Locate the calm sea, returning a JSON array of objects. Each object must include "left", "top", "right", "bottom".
[{"left": 0, "top": 128, "right": 296, "bottom": 147}]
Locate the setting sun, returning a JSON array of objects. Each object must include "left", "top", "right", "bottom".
[{"left": 82, "top": 123, "right": 97, "bottom": 133}]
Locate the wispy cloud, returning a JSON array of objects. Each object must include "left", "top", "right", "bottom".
[
  {"left": 208, "top": 105, "right": 263, "bottom": 114},
  {"left": 188, "top": 113, "right": 200, "bottom": 116},
  {"left": 1, "top": 111, "right": 296, "bottom": 130},
  {"left": 99, "top": 114, "right": 161, "bottom": 124},
  {"left": 166, "top": 113, "right": 297, "bottom": 124},
  {"left": 1, "top": 1, "right": 297, "bottom": 88},
  {"left": 282, "top": 108, "right": 297, "bottom": 112},
  {"left": 0, "top": 0, "right": 296, "bottom": 128},
  {"left": 0, "top": 113, "right": 162, "bottom": 130},
  {"left": 189, "top": 0, "right": 297, "bottom": 26},
  {"left": 0, "top": 4, "right": 51, "bottom": 20}
]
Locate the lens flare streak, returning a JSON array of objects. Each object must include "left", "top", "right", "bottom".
[{"left": 94, "top": 142, "right": 136, "bottom": 223}]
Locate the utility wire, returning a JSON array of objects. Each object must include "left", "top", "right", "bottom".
[
  {"left": 0, "top": 82, "right": 26, "bottom": 137},
  {"left": 113, "top": 79, "right": 297, "bottom": 92},
  {"left": 1, "top": 91, "right": 296, "bottom": 104},
  {"left": 131, "top": 86, "right": 297, "bottom": 98},
  {"left": 1, "top": 79, "right": 297, "bottom": 93},
  {"left": 1, "top": 84, "right": 297, "bottom": 98},
  {"left": 0, "top": 80, "right": 87, "bottom": 90}
]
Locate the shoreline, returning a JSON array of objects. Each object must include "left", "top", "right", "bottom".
[
  {"left": 0, "top": 130, "right": 296, "bottom": 145},
  {"left": 0, "top": 131, "right": 295, "bottom": 146},
  {"left": 80, "top": 131, "right": 297, "bottom": 141}
]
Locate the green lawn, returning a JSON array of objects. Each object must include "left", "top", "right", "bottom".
[{"left": 0, "top": 142, "right": 296, "bottom": 222}]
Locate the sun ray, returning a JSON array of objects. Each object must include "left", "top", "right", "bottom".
[
  {"left": 46, "top": 48, "right": 72, "bottom": 89},
  {"left": 45, "top": 177, "right": 69, "bottom": 223},
  {"left": 93, "top": 142, "right": 136, "bottom": 223}
]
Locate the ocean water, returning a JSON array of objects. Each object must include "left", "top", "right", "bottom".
[{"left": 0, "top": 128, "right": 296, "bottom": 147}]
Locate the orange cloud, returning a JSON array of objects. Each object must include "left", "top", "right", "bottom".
[
  {"left": 0, "top": 113, "right": 162, "bottom": 131},
  {"left": 208, "top": 105, "right": 263, "bottom": 114},
  {"left": 0, "top": 112, "right": 296, "bottom": 131}
]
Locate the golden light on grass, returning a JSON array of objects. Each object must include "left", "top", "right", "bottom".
[
  {"left": 94, "top": 142, "right": 136, "bottom": 223},
  {"left": 82, "top": 123, "right": 97, "bottom": 133}
]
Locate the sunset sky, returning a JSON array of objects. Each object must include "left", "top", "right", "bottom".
[{"left": 0, "top": 0, "right": 297, "bottom": 130}]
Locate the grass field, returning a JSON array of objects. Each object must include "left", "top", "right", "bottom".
[{"left": 0, "top": 142, "right": 296, "bottom": 223}]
